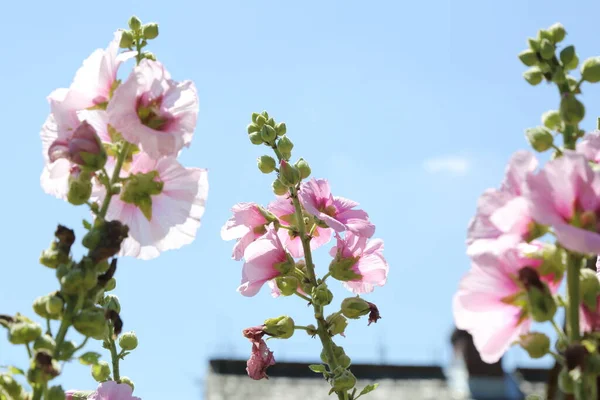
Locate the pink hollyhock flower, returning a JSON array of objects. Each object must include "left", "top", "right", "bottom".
[
  {"left": 221, "top": 203, "right": 270, "bottom": 260},
  {"left": 243, "top": 325, "right": 275, "bottom": 380},
  {"left": 329, "top": 232, "right": 388, "bottom": 294},
  {"left": 577, "top": 131, "right": 600, "bottom": 163},
  {"left": 88, "top": 381, "right": 140, "bottom": 400},
  {"left": 299, "top": 178, "right": 375, "bottom": 238},
  {"left": 581, "top": 295, "right": 600, "bottom": 333},
  {"left": 238, "top": 228, "right": 291, "bottom": 297},
  {"left": 467, "top": 151, "right": 538, "bottom": 255},
  {"left": 267, "top": 196, "right": 332, "bottom": 257},
  {"left": 102, "top": 153, "right": 208, "bottom": 260},
  {"left": 527, "top": 151, "right": 600, "bottom": 254},
  {"left": 453, "top": 236, "right": 560, "bottom": 363},
  {"left": 107, "top": 59, "right": 198, "bottom": 159}
]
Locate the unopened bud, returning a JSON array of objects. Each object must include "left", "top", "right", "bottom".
[
  {"left": 525, "top": 126, "right": 554, "bottom": 152},
  {"left": 142, "top": 23, "right": 159, "bottom": 40},
  {"left": 537, "top": 29, "right": 553, "bottom": 42},
  {"left": 69, "top": 121, "right": 107, "bottom": 170},
  {"left": 248, "top": 132, "right": 264, "bottom": 145},
  {"left": 60, "top": 269, "right": 84, "bottom": 294},
  {"left": 332, "top": 370, "right": 356, "bottom": 391},
  {"left": 279, "top": 160, "right": 301, "bottom": 186},
  {"left": 266, "top": 117, "right": 276, "bottom": 127},
  {"left": 277, "top": 136, "right": 294, "bottom": 156},
  {"left": 272, "top": 178, "right": 288, "bottom": 196},
  {"left": 128, "top": 16, "right": 142, "bottom": 31},
  {"left": 527, "top": 37, "right": 540, "bottom": 52},
  {"left": 523, "top": 67, "right": 543, "bottom": 86},
  {"left": 542, "top": 110, "right": 562, "bottom": 130},
  {"left": 251, "top": 112, "right": 260, "bottom": 123},
  {"left": 582, "top": 57, "right": 600, "bottom": 83},
  {"left": 540, "top": 39, "right": 554, "bottom": 60},
  {"left": 247, "top": 123, "right": 260, "bottom": 134},
  {"left": 91, "top": 361, "right": 111, "bottom": 382},
  {"left": 33, "top": 296, "right": 51, "bottom": 319},
  {"left": 46, "top": 295, "right": 64, "bottom": 315},
  {"left": 275, "top": 122, "right": 287, "bottom": 136},
  {"left": 321, "top": 344, "right": 351, "bottom": 368},
  {"left": 257, "top": 155, "right": 276, "bottom": 174},
  {"left": 580, "top": 269, "right": 600, "bottom": 311},
  {"left": 548, "top": 23, "right": 566, "bottom": 43},
  {"left": 526, "top": 283, "right": 557, "bottom": 322},
  {"left": 295, "top": 158, "right": 311, "bottom": 179},
  {"left": 260, "top": 125, "right": 277, "bottom": 143},
  {"left": 8, "top": 321, "right": 42, "bottom": 344},
  {"left": 558, "top": 368, "right": 575, "bottom": 394},
  {"left": 329, "top": 257, "right": 361, "bottom": 282},
  {"left": 560, "top": 45, "right": 578, "bottom": 70},
  {"left": 326, "top": 313, "right": 348, "bottom": 337},
  {"left": 72, "top": 307, "right": 106, "bottom": 338},
  {"left": 560, "top": 93, "right": 585, "bottom": 125},
  {"left": 104, "top": 278, "right": 117, "bottom": 292},
  {"left": 34, "top": 334, "right": 56, "bottom": 353},
  {"left": 312, "top": 283, "right": 333, "bottom": 306},
  {"left": 119, "top": 377, "right": 135, "bottom": 391},
  {"left": 143, "top": 52, "right": 156, "bottom": 61},
  {"left": 518, "top": 49, "right": 538, "bottom": 67},
  {"left": 263, "top": 316, "right": 295, "bottom": 339},
  {"left": 119, "top": 31, "right": 134, "bottom": 48},
  {"left": 118, "top": 331, "right": 138, "bottom": 351},
  {"left": 0, "top": 374, "right": 24, "bottom": 399},
  {"left": 255, "top": 114, "right": 267, "bottom": 128},
  {"left": 47, "top": 385, "right": 66, "bottom": 400},
  {"left": 101, "top": 294, "right": 121, "bottom": 313},
  {"left": 340, "top": 297, "right": 371, "bottom": 319},
  {"left": 519, "top": 332, "right": 550, "bottom": 358},
  {"left": 275, "top": 276, "right": 299, "bottom": 296},
  {"left": 67, "top": 168, "right": 93, "bottom": 206}
]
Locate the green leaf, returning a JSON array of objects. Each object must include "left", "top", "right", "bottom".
[
  {"left": 308, "top": 364, "right": 327, "bottom": 373},
  {"left": 78, "top": 352, "right": 102, "bottom": 365},
  {"left": 7, "top": 366, "right": 24, "bottom": 375},
  {"left": 82, "top": 220, "right": 92, "bottom": 230},
  {"left": 358, "top": 383, "right": 379, "bottom": 398}
]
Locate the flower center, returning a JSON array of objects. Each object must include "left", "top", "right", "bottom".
[{"left": 137, "top": 96, "right": 169, "bottom": 131}]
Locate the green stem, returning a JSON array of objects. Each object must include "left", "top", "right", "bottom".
[
  {"left": 107, "top": 332, "right": 121, "bottom": 382},
  {"left": 294, "top": 325, "right": 311, "bottom": 331},
  {"left": 321, "top": 272, "right": 331, "bottom": 282},
  {"left": 99, "top": 142, "right": 131, "bottom": 218},
  {"left": 25, "top": 343, "right": 32, "bottom": 358},
  {"left": 566, "top": 253, "right": 581, "bottom": 342},
  {"left": 295, "top": 292, "right": 312, "bottom": 303},
  {"left": 73, "top": 337, "right": 90, "bottom": 353},
  {"left": 45, "top": 319, "right": 52, "bottom": 337},
  {"left": 32, "top": 386, "right": 43, "bottom": 400},
  {"left": 551, "top": 319, "right": 567, "bottom": 342}
]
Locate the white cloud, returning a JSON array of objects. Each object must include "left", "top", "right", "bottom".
[{"left": 422, "top": 156, "right": 470, "bottom": 176}]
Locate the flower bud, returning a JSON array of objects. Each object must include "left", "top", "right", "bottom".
[
  {"left": 257, "top": 155, "right": 276, "bottom": 174},
  {"left": 527, "top": 37, "right": 540, "bottom": 52},
  {"left": 57, "top": 340, "right": 77, "bottom": 361},
  {"left": 67, "top": 168, "right": 93, "bottom": 206},
  {"left": 542, "top": 110, "right": 562, "bottom": 130},
  {"left": 119, "top": 331, "right": 139, "bottom": 351},
  {"left": 295, "top": 158, "right": 311, "bottom": 179},
  {"left": 277, "top": 136, "right": 294, "bottom": 156},
  {"left": 249, "top": 132, "right": 264, "bottom": 145},
  {"left": 580, "top": 269, "right": 600, "bottom": 311},
  {"left": 329, "top": 257, "right": 361, "bottom": 282},
  {"left": 91, "top": 361, "right": 111, "bottom": 382},
  {"left": 582, "top": 57, "right": 600, "bottom": 83},
  {"left": 143, "top": 52, "right": 156, "bottom": 61},
  {"left": 104, "top": 278, "right": 117, "bottom": 292},
  {"left": 255, "top": 114, "right": 267, "bottom": 128},
  {"left": 142, "top": 23, "right": 159, "bottom": 40},
  {"left": 540, "top": 39, "right": 554, "bottom": 60},
  {"left": 560, "top": 93, "right": 585, "bottom": 125},
  {"left": 525, "top": 126, "right": 554, "bottom": 152},
  {"left": 518, "top": 49, "right": 538, "bottom": 67},
  {"left": 46, "top": 294, "right": 64, "bottom": 315},
  {"left": 119, "top": 377, "right": 135, "bottom": 391},
  {"left": 101, "top": 294, "right": 121, "bottom": 314},
  {"left": 264, "top": 316, "right": 295, "bottom": 339},
  {"left": 523, "top": 67, "right": 543, "bottom": 86},
  {"left": 320, "top": 344, "right": 351, "bottom": 368},
  {"left": 518, "top": 332, "right": 550, "bottom": 359},
  {"left": 311, "top": 283, "right": 333, "bottom": 306},
  {"left": 340, "top": 297, "right": 371, "bottom": 319},
  {"left": 119, "top": 30, "right": 134, "bottom": 48},
  {"left": 275, "top": 122, "right": 287, "bottom": 136},
  {"left": 8, "top": 321, "right": 42, "bottom": 344},
  {"left": 128, "top": 16, "right": 142, "bottom": 31},
  {"left": 526, "top": 283, "right": 557, "bottom": 322},
  {"left": 275, "top": 276, "right": 299, "bottom": 296},
  {"left": 0, "top": 374, "right": 24, "bottom": 399},
  {"left": 47, "top": 385, "right": 66, "bottom": 400},
  {"left": 33, "top": 295, "right": 52, "bottom": 319},
  {"left": 34, "top": 334, "right": 56, "bottom": 353},
  {"left": 60, "top": 269, "right": 84, "bottom": 294},
  {"left": 326, "top": 313, "right": 348, "bottom": 337},
  {"left": 537, "top": 29, "right": 553, "bottom": 42},
  {"left": 560, "top": 45, "right": 578, "bottom": 70},
  {"left": 548, "top": 23, "right": 566, "bottom": 43},
  {"left": 279, "top": 160, "right": 301, "bottom": 186},
  {"left": 247, "top": 123, "right": 260, "bottom": 134},
  {"left": 272, "top": 178, "right": 288, "bottom": 196},
  {"left": 72, "top": 307, "right": 106, "bottom": 338},
  {"left": 332, "top": 370, "right": 357, "bottom": 392},
  {"left": 260, "top": 125, "right": 276, "bottom": 143},
  {"left": 266, "top": 117, "right": 276, "bottom": 128},
  {"left": 558, "top": 368, "right": 575, "bottom": 394},
  {"left": 69, "top": 121, "right": 107, "bottom": 170}
]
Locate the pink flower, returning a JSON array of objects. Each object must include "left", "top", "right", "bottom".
[
  {"left": 221, "top": 203, "right": 270, "bottom": 260},
  {"left": 453, "top": 236, "right": 560, "bottom": 363},
  {"left": 243, "top": 325, "right": 275, "bottom": 380},
  {"left": 107, "top": 59, "right": 198, "bottom": 159},
  {"left": 238, "top": 228, "right": 290, "bottom": 297},
  {"left": 102, "top": 153, "right": 208, "bottom": 260},
  {"left": 299, "top": 178, "right": 375, "bottom": 238},
  {"left": 467, "top": 151, "right": 538, "bottom": 255},
  {"left": 581, "top": 295, "right": 600, "bottom": 333},
  {"left": 267, "top": 196, "right": 332, "bottom": 257},
  {"left": 89, "top": 381, "right": 140, "bottom": 400},
  {"left": 329, "top": 232, "right": 388, "bottom": 294},
  {"left": 527, "top": 151, "right": 600, "bottom": 254},
  {"left": 577, "top": 131, "right": 600, "bottom": 163}
]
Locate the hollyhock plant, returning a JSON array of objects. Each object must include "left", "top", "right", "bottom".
[
  {"left": 577, "top": 131, "right": 600, "bottom": 163},
  {"left": 299, "top": 178, "right": 375, "bottom": 238},
  {"left": 329, "top": 233, "right": 388, "bottom": 294},
  {"left": 107, "top": 59, "right": 198, "bottom": 159},
  {"left": 527, "top": 151, "right": 600, "bottom": 254},
  {"left": 221, "top": 202, "right": 272, "bottom": 260}
]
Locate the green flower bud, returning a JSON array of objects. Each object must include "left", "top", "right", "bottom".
[
  {"left": 247, "top": 123, "right": 260, "bottom": 134},
  {"left": 251, "top": 112, "right": 260, "bottom": 123},
  {"left": 8, "top": 321, "right": 42, "bottom": 344},
  {"left": 537, "top": 29, "right": 553, "bottom": 42},
  {"left": 78, "top": 352, "right": 101, "bottom": 365},
  {"left": 257, "top": 155, "right": 276, "bottom": 174},
  {"left": 40, "top": 244, "right": 62, "bottom": 269},
  {"left": 118, "top": 331, "right": 139, "bottom": 351},
  {"left": 275, "top": 276, "right": 299, "bottom": 296},
  {"left": 518, "top": 49, "right": 538, "bottom": 67},
  {"left": 340, "top": 297, "right": 371, "bottom": 319},
  {"left": 580, "top": 269, "right": 600, "bottom": 311},
  {"left": 47, "top": 385, "right": 66, "bottom": 400},
  {"left": 560, "top": 45, "right": 578, "bottom": 70},
  {"left": 143, "top": 52, "right": 156, "bottom": 61},
  {"left": 277, "top": 136, "right": 294, "bottom": 155},
  {"left": 101, "top": 294, "right": 121, "bottom": 314},
  {"left": 266, "top": 117, "right": 276, "bottom": 128},
  {"left": 272, "top": 178, "right": 288, "bottom": 196},
  {"left": 248, "top": 132, "right": 264, "bottom": 145},
  {"left": 541, "top": 110, "right": 562, "bottom": 130},
  {"left": 329, "top": 257, "right": 361, "bottom": 282},
  {"left": 255, "top": 114, "right": 267, "bottom": 128},
  {"left": 558, "top": 368, "right": 575, "bottom": 394},
  {"left": 73, "top": 308, "right": 106, "bottom": 338},
  {"left": 46, "top": 295, "right": 64, "bottom": 315},
  {"left": 128, "top": 16, "right": 142, "bottom": 31},
  {"left": 279, "top": 160, "right": 301, "bottom": 186},
  {"left": 33, "top": 334, "right": 56, "bottom": 353},
  {"left": 332, "top": 370, "right": 356, "bottom": 392},
  {"left": 551, "top": 68, "right": 566, "bottom": 84},
  {"left": 119, "top": 30, "right": 134, "bottom": 48},
  {"left": 119, "top": 377, "right": 135, "bottom": 392},
  {"left": 33, "top": 295, "right": 51, "bottom": 319},
  {"left": 263, "top": 316, "right": 295, "bottom": 339},
  {"left": 260, "top": 125, "right": 277, "bottom": 143},
  {"left": 540, "top": 39, "right": 554, "bottom": 60},
  {"left": 275, "top": 122, "right": 287, "bottom": 136},
  {"left": 91, "top": 361, "right": 111, "bottom": 382},
  {"left": 527, "top": 37, "right": 540, "bottom": 52},
  {"left": 548, "top": 23, "right": 566, "bottom": 43},
  {"left": 523, "top": 67, "right": 543, "bottom": 86},
  {"left": 567, "top": 76, "right": 581, "bottom": 93},
  {"left": 326, "top": 313, "right": 348, "bottom": 337},
  {"left": 582, "top": 57, "right": 600, "bottom": 83},
  {"left": 518, "top": 332, "right": 550, "bottom": 358},
  {"left": 320, "top": 344, "right": 351, "bottom": 368},
  {"left": 142, "top": 23, "right": 159, "bottom": 40},
  {"left": 526, "top": 283, "right": 557, "bottom": 323},
  {"left": 57, "top": 341, "right": 77, "bottom": 361},
  {"left": 104, "top": 278, "right": 117, "bottom": 292},
  {"left": 525, "top": 126, "right": 554, "bottom": 152},
  {"left": 295, "top": 158, "right": 311, "bottom": 179},
  {"left": 0, "top": 374, "right": 24, "bottom": 399},
  {"left": 311, "top": 283, "right": 333, "bottom": 307},
  {"left": 261, "top": 110, "right": 269, "bottom": 119},
  {"left": 67, "top": 169, "right": 93, "bottom": 206},
  {"left": 560, "top": 93, "right": 585, "bottom": 125},
  {"left": 60, "top": 269, "right": 84, "bottom": 295}
]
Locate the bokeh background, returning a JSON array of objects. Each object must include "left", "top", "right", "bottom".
[{"left": 2, "top": 1, "right": 600, "bottom": 398}]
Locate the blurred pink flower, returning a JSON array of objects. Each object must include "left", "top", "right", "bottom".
[
  {"left": 107, "top": 59, "right": 198, "bottom": 159},
  {"left": 329, "top": 232, "right": 388, "bottom": 294},
  {"left": 267, "top": 196, "right": 332, "bottom": 257},
  {"left": 89, "top": 381, "right": 140, "bottom": 400},
  {"left": 101, "top": 153, "right": 208, "bottom": 260},
  {"left": 467, "top": 151, "right": 538, "bottom": 255},
  {"left": 527, "top": 151, "right": 600, "bottom": 254},
  {"left": 577, "top": 131, "right": 600, "bottom": 163},
  {"left": 299, "top": 178, "right": 375, "bottom": 238},
  {"left": 221, "top": 203, "right": 269, "bottom": 260},
  {"left": 581, "top": 295, "right": 600, "bottom": 333}
]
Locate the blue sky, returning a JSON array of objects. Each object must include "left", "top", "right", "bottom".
[{"left": 3, "top": 0, "right": 600, "bottom": 399}]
